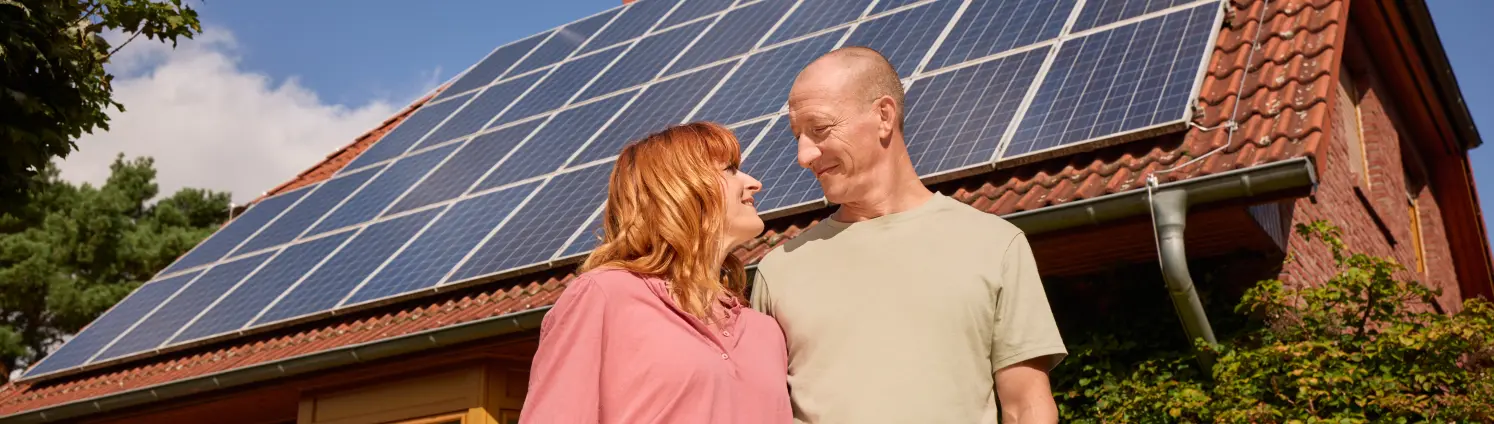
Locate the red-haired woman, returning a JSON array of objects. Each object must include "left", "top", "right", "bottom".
[{"left": 519, "top": 122, "right": 789, "bottom": 423}]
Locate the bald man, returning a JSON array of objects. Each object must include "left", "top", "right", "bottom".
[{"left": 749, "top": 47, "right": 1067, "bottom": 424}]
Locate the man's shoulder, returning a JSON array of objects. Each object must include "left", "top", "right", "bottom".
[{"left": 923, "top": 195, "right": 1025, "bottom": 241}]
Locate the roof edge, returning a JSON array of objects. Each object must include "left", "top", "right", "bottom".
[
  {"left": 1396, "top": 0, "right": 1483, "bottom": 150},
  {"left": 0, "top": 307, "right": 549, "bottom": 424}
]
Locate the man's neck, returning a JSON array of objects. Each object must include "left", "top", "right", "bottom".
[{"left": 832, "top": 168, "right": 933, "bottom": 223}]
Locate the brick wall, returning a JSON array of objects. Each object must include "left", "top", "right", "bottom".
[{"left": 1280, "top": 27, "right": 1462, "bottom": 311}]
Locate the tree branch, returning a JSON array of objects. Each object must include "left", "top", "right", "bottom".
[{"left": 105, "top": 31, "right": 143, "bottom": 60}]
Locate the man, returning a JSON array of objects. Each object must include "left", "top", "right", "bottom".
[{"left": 749, "top": 46, "right": 1067, "bottom": 424}]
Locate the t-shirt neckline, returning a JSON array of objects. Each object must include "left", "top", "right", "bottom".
[{"left": 823, "top": 193, "right": 949, "bottom": 230}]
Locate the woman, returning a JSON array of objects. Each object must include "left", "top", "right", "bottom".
[{"left": 519, "top": 122, "right": 789, "bottom": 423}]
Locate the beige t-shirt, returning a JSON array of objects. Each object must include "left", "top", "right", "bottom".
[{"left": 750, "top": 194, "right": 1067, "bottom": 424}]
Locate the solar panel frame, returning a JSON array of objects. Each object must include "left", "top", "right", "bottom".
[
  {"left": 994, "top": 0, "right": 1224, "bottom": 163},
  {"left": 433, "top": 32, "right": 549, "bottom": 102},
  {"left": 18, "top": 271, "right": 202, "bottom": 379},
  {"left": 581, "top": 0, "right": 681, "bottom": 55}
]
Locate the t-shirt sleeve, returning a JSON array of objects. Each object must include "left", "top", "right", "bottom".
[
  {"left": 520, "top": 277, "right": 607, "bottom": 423},
  {"left": 989, "top": 232, "right": 1067, "bottom": 372},
  {"left": 749, "top": 266, "right": 773, "bottom": 316}
]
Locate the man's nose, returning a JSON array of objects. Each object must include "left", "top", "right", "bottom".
[{"left": 796, "top": 136, "right": 820, "bottom": 169}]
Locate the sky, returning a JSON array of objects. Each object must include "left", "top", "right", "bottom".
[{"left": 54, "top": 0, "right": 1494, "bottom": 234}]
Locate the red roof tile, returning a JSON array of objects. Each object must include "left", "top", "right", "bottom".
[{"left": 0, "top": 0, "right": 1343, "bottom": 417}]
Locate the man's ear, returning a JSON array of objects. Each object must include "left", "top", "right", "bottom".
[{"left": 875, "top": 95, "right": 898, "bottom": 140}]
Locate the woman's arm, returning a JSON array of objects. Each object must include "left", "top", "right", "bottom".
[{"left": 520, "top": 277, "right": 608, "bottom": 424}]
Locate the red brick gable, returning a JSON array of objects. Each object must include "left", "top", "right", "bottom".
[{"left": 0, "top": 0, "right": 1405, "bottom": 418}]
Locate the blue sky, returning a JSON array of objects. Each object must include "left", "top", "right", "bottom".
[{"left": 62, "top": 0, "right": 1494, "bottom": 235}]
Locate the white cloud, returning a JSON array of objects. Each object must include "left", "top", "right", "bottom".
[{"left": 57, "top": 27, "right": 412, "bottom": 205}]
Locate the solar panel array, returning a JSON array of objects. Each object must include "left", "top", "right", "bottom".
[{"left": 23, "top": 0, "right": 1225, "bottom": 380}]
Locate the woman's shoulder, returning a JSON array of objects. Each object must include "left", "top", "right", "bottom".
[{"left": 567, "top": 267, "right": 658, "bottom": 297}]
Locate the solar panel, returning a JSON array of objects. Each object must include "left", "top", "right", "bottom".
[
  {"left": 339, "top": 93, "right": 472, "bottom": 173},
  {"left": 436, "top": 35, "right": 546, "bottom": 101},
  {"left": 477, "top": 92, "right": 637, "bottom": 190},
  {"left": 28, "top": 0, "right": 1227, "bottom": 381},
  {"left": 1001, "top": 1, "right": 1218, "bottom": 160},
  {"left": 388, "top": 120, "right": 544, "bottom": 215},
  {"left": 22, "top": 271, "right": 199, "bottom": 378},
  {"left": 157, "top": 186, "right": 310, "bottom": 275},
  {"left": 665, "top": 0, "right": 794, "bottom": 75},
  {"left": 581, "top": 20, "right": 710, "bottom": 101},
  {"left": 903, "top": 47, "right": 1050, "bottom": 176},
  {"left": 346, "top": 181, "right": 541, "bottom": 305},
  {"left": 506, "top": 8, "right": 620, "bottom": 77},
  {"left": 308, "top": 143, "right": 456, "bottom": 235},
  {"left": 493, "top": 46, "right": 627, "bottom": 127},
  {"left": 171, "top": 231, "right": 355, "bottom": 345},
  {"left": 254, "top": 208, "right": 444, "bottom": 326},
  {"left": 925, "top": 0, "right": 1077, "bottom": 71},
  {"left": 417, "top": 72, "right": 544, "bottom": 149},
  {"left": 764, "top": 0, "right": 867, "bottom": 45},
  {"left": 583, "top": 0, "right": 678, "bottom": 54},
  {"left": 449, "top": 162, "right": 613, "bottom": 281},
  {"left": 571, "top": 62, "right": 734, "bottom": 165},
  {"left": 95, "top": 251, "right": 273, "bottom": 362},
  {"left": 230, "top": 166, "right": 378, "bottom": 257},
  {"left": 692, "top": 29, "right": 845, "bottom": 126}
]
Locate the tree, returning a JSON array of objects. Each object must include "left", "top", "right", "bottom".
[
  {"left": 1054, "top": 221, "right": 1494, "bottom": 422},
  {"left": 0, "top": 155, "right": 228, "bottom": 383},
  {"left": 0, "top": 0, "right": 203, "bottom": 210}
]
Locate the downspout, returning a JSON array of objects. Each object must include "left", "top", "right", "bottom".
[{"left": 1149, "top": 187, "right": 1217, "bottom": 371}]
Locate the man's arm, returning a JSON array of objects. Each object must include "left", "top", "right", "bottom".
[{"left": 994, "top": 357, "right": 1059, "bottom": 424}]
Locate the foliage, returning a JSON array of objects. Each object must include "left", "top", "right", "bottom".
[
  {"left": 1053, "top": 220, "right": 1494, "bottom": 423},
  {"left": 0, "top": 0, "right": 202, "bottom": 210},
  {"left": 0, "top": 155, "right": 228, "bottom": 382}
]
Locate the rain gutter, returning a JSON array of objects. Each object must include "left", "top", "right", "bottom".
[{"left": 0, "top": 157, "right": 1317, "bottom": 424}]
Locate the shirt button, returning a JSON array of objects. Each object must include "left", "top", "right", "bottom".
[
  {"left": 722, "top": 330, "right": 731, "bottom": 337},
  {"left": 721, "top": 353, "right": 729, "bottom": 360}
]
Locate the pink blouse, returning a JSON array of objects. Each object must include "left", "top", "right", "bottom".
[{"left": 520, "top": 268, "right": 791, "bottom": 424}]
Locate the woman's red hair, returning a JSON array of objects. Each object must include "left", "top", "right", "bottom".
[{"left": 579, "top": 122, "right": 749, "bottom": 322}]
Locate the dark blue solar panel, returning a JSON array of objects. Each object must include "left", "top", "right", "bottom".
[
  {"left": 692, "top": 30, "right": 842, "bottom": 126},
  {"left": 477, "top": 92, "right": 636, "bottom": 190},
  {"left": 158, "top": 187, "right": 309, "bottom": 275},
  {"left": 765, "top": 0, "right": 866, "bottom": 45},
  {"left": 507, "top": 9, "right": 619, "bottom": 77},
  {"left": 170, "top": 232, "right": 353, "bottom": 344},
  {"left": 901, "top": 46, "right": 1048, "bottom": 175},
  {"left": 559, "top": 212, "right": 604, "bottom": 259},
  {"left": 926, "top": 0, "right": 1077, "bottom": 71},
  {"left": 347, "top": 182, "right": 541, "bottom": 305},
  {"left": 450, "top": 164, "right": 613, "bottom": 281},
  {"left": 583, "top": 0, "right": 677, "bottom": 54},
  {"left": 340, "top": 93, "right": 472, "bottom": 173},
  {"left": 1002, "top": 3, "right": 1216, "bottom": 160},
  {"left": 388, "top": 120, "right": 543, "bottom": 215},
  {"left": 667, "top": 0, "right": 794, "bottom": 75},
  {"left": 843, "top": 0, "right": 961, "bottom": 77},
  {"left": 493, "top": 46, "right": 626, "bottom": 127},
  {"left": 573, "top": 63, "right": 733, "bottom": 164},
  {"left": 21, "top": 271, "right": 199, "bottom": 378},
  {"left": 868, "top": 0, "right": 926, "bottom": 15},
  {"left": 96, "top": 252, "right": 272, "bottom": 362},
  {"left": 1073, "top": 0, "right": 1199, "bottom": 32},
  {"left": 437, "top": 35, "right": 546, "bottom": 101},
  {"left": 309, "top": 144, "right": 457, "bottom": 236},
  {"left": 740, "top": 117, "right": 823, "bottom": 211},
  {"left": 255, "top": 208, "right": 443, "bottom": 325},
  {"left": 581, "top": 21, "right": 709, "bottom": 101},
  {"left": 659, "top": 0, "right": 732, "bottom": 29},
  {"left": 418, "top": 73, "right": 543, "bottom": 149},
  {"left": 230, "top": 168, "right": 377, "bottom": 257}
]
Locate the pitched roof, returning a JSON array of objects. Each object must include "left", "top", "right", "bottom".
[{"left": 0, "top": 0, "right": 1342, "bottom": 417}]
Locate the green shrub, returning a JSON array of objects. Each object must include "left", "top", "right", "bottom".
[{"left": 1053, "top": 220, "right": 1494, "bottom": 423}]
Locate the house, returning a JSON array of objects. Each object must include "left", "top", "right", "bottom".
[{"left": 0, "top": 0, "right": 1486, "bottom": 423}]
